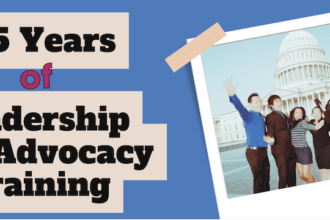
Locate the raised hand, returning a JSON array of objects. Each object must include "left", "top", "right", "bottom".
[
  {"left": 319, "top": 99, "right": 327, "bottom": 112},
  {"left": 315, "top": 119, "right": 325, "bottom": 131},
  {"left": 313, "top": 91, "right": 317, "bottom": 99},
  {"left": 222, "top": 78, "right": 238, "bottom": 96}
]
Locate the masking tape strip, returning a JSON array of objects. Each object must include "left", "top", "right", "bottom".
[{"left": 165, "top": 23, "right": 226, "bottom": 73}]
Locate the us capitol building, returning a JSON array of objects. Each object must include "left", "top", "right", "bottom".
[{"left": 213, "top": 30, "right": 330, "bottom": 146}]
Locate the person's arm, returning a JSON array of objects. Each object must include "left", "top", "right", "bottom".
[
  {"left": 223, "top": 79, "right": 251, "bottom": 122},
  {"left": 230, "top": 95, "right": 252, "bottom": 123},
  {"left": 315, "top": 99, "right": 330, "bottom": 125},
  {"left": 309, "top": 120, "right": 316, "bottom": 134},
  {"left": 314, "top": 92, "right": 330, "bottom": 115},
  {"left": 314, "top": 92, "right": 321, "bottom": 107},
  {"left": 315, "top": 98, "right": 321, "bottom": 108},
  {"left": 265, "top": 114, "right": 275, "bottom": 143},
  {"left": 301, "top": 120, "right": 316, "bottom": 130},
  {"left": 324, "top": 111, "right": 330, "bottom": 131},
  {"left": 324, "top": 109, "right": 330, "bottom": 126}
]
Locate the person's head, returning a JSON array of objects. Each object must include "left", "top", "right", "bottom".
[
  {"left": 247, "top": 93, "right": 263, "bottom": 113},
  {"left": 290, "top": 107, "right": 306, "bottom": 121},
  {"left": 312, "top": 107, "right": 323, "bottom": 121},
  {"left": 268, "top": 95, "right": 282, "bottom": 111}
]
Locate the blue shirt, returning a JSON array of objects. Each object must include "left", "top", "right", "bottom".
[
  {"left": 230, "top": 94, "right": 268, "bottom": 147},
  {"left": 273, "top": 110, "right": 289, "bottom": 128}
]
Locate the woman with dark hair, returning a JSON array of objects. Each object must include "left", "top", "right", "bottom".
[
  {"left": 290, "top": 107, "right": 323, "bottom": 184},
  {"left": 310, "top": 104, "right": 330, "bottom": 181}
]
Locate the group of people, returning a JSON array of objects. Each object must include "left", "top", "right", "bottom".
[{"left": 224, "top": 79, "right": 330, "bottom": 194}]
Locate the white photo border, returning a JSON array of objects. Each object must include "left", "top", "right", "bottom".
[{"left": 189, "top": 13, "right": 330, "bottom": 219}]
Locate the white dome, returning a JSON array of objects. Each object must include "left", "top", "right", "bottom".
[
  {"left": 275, "top": 30, "right": 330, "bottom": 90},
  {"left": 280, "top": 30, "right": 318, "bottom": 53}
]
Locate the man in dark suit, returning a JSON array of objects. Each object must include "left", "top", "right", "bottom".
[{"left": 266, "top": 95, "right": 296, "bottom": 188}]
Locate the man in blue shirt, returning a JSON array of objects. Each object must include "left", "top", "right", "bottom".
[{"left": 224, "top": 79, "right": 273, "bottom": 193}]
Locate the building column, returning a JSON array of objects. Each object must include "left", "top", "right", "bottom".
[
  {"left": 291, "top": 69, "right": 294, "bottom": 81},
  {"left": 306, "top": 96, "right": 310, "bottom": 117},
  {"left": 278, "top": 76, "right": 281, "bottom": 86},
  {"left": 303, "top": 66, "right": 306, "bottom": 79},
  {"left": 288, "top": 99, "right": 291, "bottom": 112},
  {"left": 301, "top": 66, "right": 305, "bottom": 79},
  {"left": 325, "top": 89, "right": 328, "bottom": 102},
  {"left": 297, "top": 67, "right": 300, "bottom": 80},
  {"left": 298, "top": 97, "right": 301, "bottom": 107},
  {"left": 285, "top": 99, "right": 289, "bottom": 113},
  {"left": 284, "top": 99, "right": 288, "bottom": 113},
  {"left": 292, "top": 98, "right": 295, "bottom": 109},
  {"left": 295, "top": 68, "right": 299, "bottom": 80},
  {"left": 310, "top": 94, "right": 314, "bottom": 116},
  {"left": 301, "top": 97, "right": 305, "bottom": 111},
  {"left": 321, "top": 65, "right": 324, "bottom": 76}
]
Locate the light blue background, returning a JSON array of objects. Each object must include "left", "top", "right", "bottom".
[
  {"left": 0, "top": 0, "right": 330, "bottom": 218},
  {"left": 202, "top": 24, "right": 330, "bottom": 116}
]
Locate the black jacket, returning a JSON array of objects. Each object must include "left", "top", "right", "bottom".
[
  {"left": 310, "top": 117, "right": 330, "bottom": 149},
  {"left": 311, "top": 98, "right": 330, "bottom": 148},
  {"left": 266, "top": 111, "right": 294, "bottom": 155}
]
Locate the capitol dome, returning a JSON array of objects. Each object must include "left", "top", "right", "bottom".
[
  {"left": 280, "top": 30, "right": 318, "bottom": 53},
  {"left": 275, "top": 30, "right": 330, "bottom": 89}
]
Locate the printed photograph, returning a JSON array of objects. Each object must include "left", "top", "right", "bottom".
[{"left": 201, "top": 24, "right": 330, "bottom": 198}]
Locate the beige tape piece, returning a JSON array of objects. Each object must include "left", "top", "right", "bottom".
[{"left": 165, "top": 23, "right": 226, "bottom": 72}]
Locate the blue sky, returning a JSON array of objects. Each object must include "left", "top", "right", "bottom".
[{"left": 201, "top": 24, "right": 330, "bottom": 117}]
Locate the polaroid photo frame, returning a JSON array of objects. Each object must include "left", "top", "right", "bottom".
[{"left": 189, "top": 13, "right": 330, "bottom": 219}]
